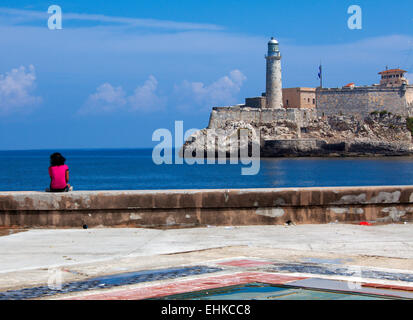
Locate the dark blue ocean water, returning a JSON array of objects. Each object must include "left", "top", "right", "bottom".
[{"left": 1, "top": 149, "right": 413, "bottom": 191}]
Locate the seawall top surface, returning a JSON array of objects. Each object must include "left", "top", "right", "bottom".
[{"left": 1, "top": 186, "right": 412, "bottom": 211}]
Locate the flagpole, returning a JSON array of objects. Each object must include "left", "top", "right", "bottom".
[{"left": 320, "top": 62, "right": 323, "bottom": 88}]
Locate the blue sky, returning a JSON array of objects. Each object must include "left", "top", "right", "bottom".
[{"left": 0, "top": 0, "right": 413, "bottom": 150}]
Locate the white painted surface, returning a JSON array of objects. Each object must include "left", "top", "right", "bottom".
[{"left": 1, "top": 224, "right": 413, "bottom": 273}]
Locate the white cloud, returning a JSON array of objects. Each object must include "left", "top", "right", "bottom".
[
  {"left": 174, "top": 69, "right": 247, "bottom": 110},
  {"left": 81, "top": 83, "right": 127, "bottom": 114},
  {"left": 0, "top": 7, "right": 222, "bottom": 31},
  {"left": 0, "top": 65, "right": 42, "bottom": 114},
  {"left": 281, "top": 34, "right": 413, "bottom": 87},
  {"left": 80, "top": 76, "right": 165, "bottom": 114},
  {"left": 129, "top": 75, "right": 166, "bottom": 111}
]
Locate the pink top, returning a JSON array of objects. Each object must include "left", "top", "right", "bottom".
[{"left": 49, "top": 165, "right": 69, "bottom": 189}]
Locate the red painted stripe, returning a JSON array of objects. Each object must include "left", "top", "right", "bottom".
[
  {"left": 63, "top": 272, "right": 306, "bottom": 300},
  {"left": 362, "top": 283, "right": 413, "bottom": 292}
]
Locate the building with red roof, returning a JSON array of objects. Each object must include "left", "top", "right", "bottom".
[{"left": 378, "top": 68, "right": 408, "bottom": 87}]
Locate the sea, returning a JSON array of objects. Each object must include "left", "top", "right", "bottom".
[{"left": 1, "top": 149, "right": 413, "bottom": 191}]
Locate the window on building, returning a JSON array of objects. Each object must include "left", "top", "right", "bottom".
[
  {"left": 313, "top": 98, "right": 315, "bottom": 104},
  {"left": 286, "top": 99, "right": 289, "bottom": 105}
]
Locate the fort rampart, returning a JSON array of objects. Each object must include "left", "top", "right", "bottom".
[
  {"left": 207, "top": 106, "right": 317, "bottom": 129},
  {"left": 316, "top": 86, "right": 413, "bottom": 118}
]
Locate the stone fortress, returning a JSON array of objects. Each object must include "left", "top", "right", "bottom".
[
  {"left": 317, "top": 68, "right": 413, "bottom": 118},
  {"left": 184, "top": 38, "right": 413, "bottom": 157}
]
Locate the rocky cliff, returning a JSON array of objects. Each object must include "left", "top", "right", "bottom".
[{"left": 182, "top": 111, "right": 413, "bottom": 157}]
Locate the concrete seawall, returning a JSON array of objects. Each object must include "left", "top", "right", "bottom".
[{"left": 1, "top": 186, "right": 413, "bottom": 228}]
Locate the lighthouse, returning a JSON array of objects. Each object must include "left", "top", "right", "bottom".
[{"left": 265, "top": 37, "right": 283, "bottom": 109}]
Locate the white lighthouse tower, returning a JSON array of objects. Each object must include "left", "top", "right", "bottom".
[{"left": 265, "top": 37, "right": 283, "bottom": 109}]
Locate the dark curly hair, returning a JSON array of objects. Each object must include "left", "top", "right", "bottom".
[{"left": 50, "top": 152, "right": 66, "bottom": 166}]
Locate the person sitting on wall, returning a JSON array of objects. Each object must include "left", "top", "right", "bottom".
[{"left": 46, "top": 152, "right": 73, "bottom": 192}]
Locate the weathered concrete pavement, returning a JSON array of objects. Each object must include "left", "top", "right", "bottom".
[{"left": 1, "top": 224, "right": 413, "bottom": 298}]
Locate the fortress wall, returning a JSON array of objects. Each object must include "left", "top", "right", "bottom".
[
  {"left": 368, "top": 88, "right": 411, "bottom": 116},
  {"left": 405, "top": 88, "right": 413, "bottom": 116},
  {"left": 1, "top": 186, "right": 413, "bottom": 228},
  {"left": 208, "top": 106, "right": 317, "bottom": 129},
  {"left": 317, "top": 87, "right": 413, "bottom": 117}
]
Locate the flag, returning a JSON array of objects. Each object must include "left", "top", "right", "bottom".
[{"left": 318, "top": 65, "right": 322, "bottom": 79}]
